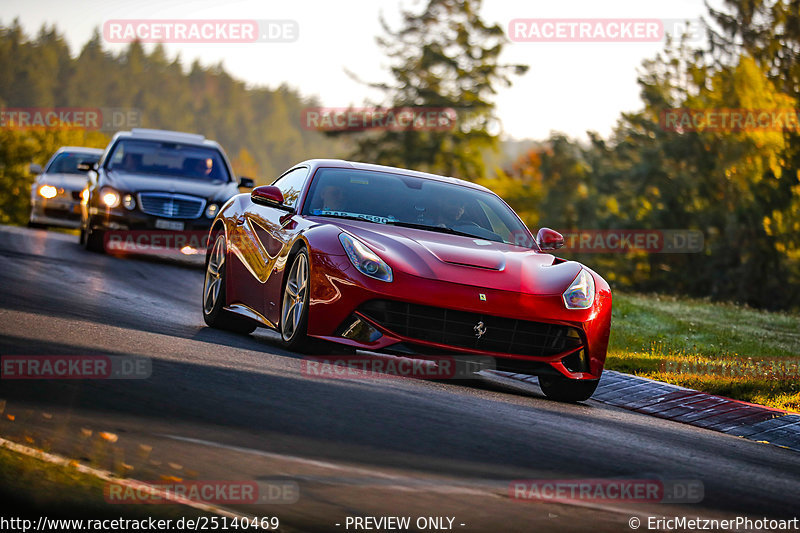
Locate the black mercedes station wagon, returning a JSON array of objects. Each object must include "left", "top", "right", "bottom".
[{"left": 80, "top": 128, "right": 254, "bottom": 252}]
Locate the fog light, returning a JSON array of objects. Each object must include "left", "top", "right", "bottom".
[
  {"left": 562, "top": 349, "right": 589, "bottom": 373},
  {"left": 122, "top": 194, "right": 135, "bottom": 210},
  {"left": 337, "top": 315, "right": 383, "bottom": 343},
  {"left": 205, "top": 203, "right": 219, "bottom": 219}
]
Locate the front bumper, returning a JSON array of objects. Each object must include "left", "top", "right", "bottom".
[
  {"left": 87, "top": 206, "right": 213, "bottom": 232},
  {"left": 30, "top": 197, "right": 82, "bottom": 228},
  {"left": 306, "top": 251, "right": 612, "bottom": 380}
]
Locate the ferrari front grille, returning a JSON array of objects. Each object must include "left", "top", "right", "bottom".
[{"left": 358, "top": 300, "right": 583, "bottom": 357}]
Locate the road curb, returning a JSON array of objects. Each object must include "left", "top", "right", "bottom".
[{"left": 501, "top": 370, "right": 800, "bottom": 453}]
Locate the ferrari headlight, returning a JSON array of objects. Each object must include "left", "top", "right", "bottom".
[
  {"left": 38, "top": 185, "right": 58, "bottom": 199},
  {"left": 563, "top": 269, "right": 595, "bottom": 309},
  {"left": 339, "top": 233, "right": 393, "bottom": 282},
  {"left": 100, "top": 187, "right": 121, "bottom": 208}
]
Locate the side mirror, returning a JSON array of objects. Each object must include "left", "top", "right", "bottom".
[
  {"left": 536, "top": 227, "right": 564, "bottom": 251},
  {"left": 77, "top": 161, "right": 97, "bottom": 172},
  {"left": 251, "top": 185, "right": 287, "bottom": 208},
  {"left": 238, "top": 176, "right": 255, "bottom": 188},
  {"left": 29, "top": 163, "right": 43, "bottom": 175}
]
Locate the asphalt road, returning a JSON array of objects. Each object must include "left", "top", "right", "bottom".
[{"left": 0, "top": 225, "right": 798, "bottom": 532}]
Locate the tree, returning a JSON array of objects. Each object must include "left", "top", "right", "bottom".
[
  {"left": 0, "top": 128, "right": 108, "bottom": 225},
  {"left": 352, "top": 0, "right": 527, "bottom": 179},
  {"left": 0, "top": 21, "right": 350, "bottom": 205}
]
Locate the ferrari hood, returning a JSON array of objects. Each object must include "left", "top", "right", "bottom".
[{"left": 325, "top": 219, "right": 583, "bottom": 295}]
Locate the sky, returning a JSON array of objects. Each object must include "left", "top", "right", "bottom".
[{"left": 2, "top": 0, "right": 713, "bottom": 141}]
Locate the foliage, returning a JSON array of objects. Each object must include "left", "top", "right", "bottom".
[
  {"left": 498, "top": 2, "right": 800, "bottom": 310},
  {"left": 0, "top": 20, "right": 350, "bottom": 227},
  {"left": 348, "top": 0, "right": 527, "bottom": 180},
  {"left": 0, "top": 128, "right": 107, "bottom": 225}
]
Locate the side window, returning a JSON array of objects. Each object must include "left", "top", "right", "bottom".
[
  {"left": 271, "top": 167, "right": 309, "bottom": 210},
  {"left": 107, "top": 142, "right": 125, "bottom": 167},
  {"left": 477, "top": 198, "right": 513, "bottom": 242}
]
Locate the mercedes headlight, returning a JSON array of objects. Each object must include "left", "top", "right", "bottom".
[
  {"left": 339, "top": 233, "right": 393, "bottom": 282},
  {"left": 38, "top": 185, "right": 58, "bottom": 199},
  {"left": 205, "top": 203, "right": 219, "bottom": 219},
  {"left": 122, "top": 194, "right": 135, "bottom": 210},
  {"left": 563, "top": 269, "right": 595, "bottom": 309},
  {"left": 100, "top": 187, "right": 121, "bottom": 208}
]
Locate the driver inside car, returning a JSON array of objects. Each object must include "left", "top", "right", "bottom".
[
  {"left": 319, "top": 184, "right": 346, "bottom": 211},
  {"left": 434, "top": 196, "right": 467, "bottom": 228},
  {"left": 120, "top": 153, "right": 142, "bottom": 173}
]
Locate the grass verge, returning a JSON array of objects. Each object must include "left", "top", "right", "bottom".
[
  {"left": 0, "top": 443, "right": 212, "bottom": 520},
  {"left": 606, "top": 292, "right": 800, "bottom": 412}
]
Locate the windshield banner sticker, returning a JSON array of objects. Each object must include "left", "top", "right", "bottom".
[{"left": 311, "top": 209, "right": 397, "bottom": 224}]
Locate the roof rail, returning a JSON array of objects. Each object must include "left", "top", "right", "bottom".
[{"left": 129, "top": 128, "right": 206, "bottom": 142}]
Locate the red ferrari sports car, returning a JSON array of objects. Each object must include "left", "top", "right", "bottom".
[{"left": 202, "top": 160, "right": 611, "bottom": 401}]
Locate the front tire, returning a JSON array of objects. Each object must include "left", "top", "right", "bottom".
[
  {"left": 83, "top": 224, "right": 106, "bottom": 253},
  {"left": 280, "top": 249, "right": 313, "bottom": 351},
  {"left": 539, "top": 375, "right": 599, "bottom": 402},
  {"left": 202, "top": 233, "right": 257, "bottom": 334}
]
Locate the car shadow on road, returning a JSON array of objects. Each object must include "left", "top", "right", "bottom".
[{"left": 2, "top": 334, "right": 800, "bottom": 519}]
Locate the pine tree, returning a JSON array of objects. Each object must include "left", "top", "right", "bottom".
[{"left": 352, "top": 0, "right": 527, "bottom": 180}]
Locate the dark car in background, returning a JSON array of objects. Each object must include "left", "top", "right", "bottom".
[
  {"left": 80, "top": 128, "right": 254, "bottom": 252},
  {"left": 28, "top": 146, "right": 103, "bottom": 229}
]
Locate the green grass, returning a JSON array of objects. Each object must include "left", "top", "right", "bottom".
[
  {"left": 0, "top": 444, "right": 212, "bottom": 519},
  {"left": 606, "top": 292, "right": 800, "bottom": 412}
]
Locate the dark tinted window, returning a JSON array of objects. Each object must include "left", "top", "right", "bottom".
[
  {"left": 106, "top": 139, "right": 231, "bottom": 181},
  {"left": 302, "top": 168, "right": 532, "bottom": 246},
  {"left": 46, "top": 152, "right": 99, "bottom": 175}
]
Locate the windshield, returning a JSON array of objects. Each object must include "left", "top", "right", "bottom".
[
  {"left": 106, "top": 139, "right": 231, "bottom": 182},
  {"left": 302, "top": 168, "right": 533, "bottom": 247},
  {"left": 45, "top": 152, "right": 99, "bottom": 175}
]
